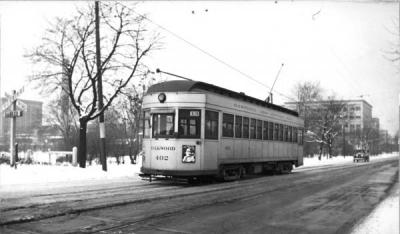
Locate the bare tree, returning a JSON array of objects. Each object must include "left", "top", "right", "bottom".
[
  {"left": 292, "top": 81, "right": 323, "bottom": 156},
  {"left": 383, "top": 18, "right": 400, "bottom": 70},
  {"left": 26, "top": 2, "right": 160, "bottom": 167},
  {"left": 306, "top": 97, "right": 346, "bottom": 159},
  {"left": 109, "top": 72, "right": 159, "bottom": 164},
  {"left": 45, "top": 98, "right": 79, "bottom": 150}
]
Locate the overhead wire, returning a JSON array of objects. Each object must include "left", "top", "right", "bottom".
[{"left": 131, "top": 9, "right": 297, "bottom": 102}]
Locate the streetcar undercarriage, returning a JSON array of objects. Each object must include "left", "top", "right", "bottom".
[{"left": 140, "top": 160, "right": 297, "bottom": 183}]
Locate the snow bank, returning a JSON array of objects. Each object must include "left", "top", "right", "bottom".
[
  {"left": 0, "top": 156, "right": 143, "bottom": 186},
  {"left": 351, "top": 185, "right": 399, "bottom": 234},
  {"left": 303, "top": 152, "right": 398, "bottom": 168}
]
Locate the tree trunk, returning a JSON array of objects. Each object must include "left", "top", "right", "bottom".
[
  {"left": 78, "top": 119, "right": 88, "bottom": 168},
  {"left": 318, "top": 143, "right": 323, "bottom": 160},
  {"left": 328, "top": 139, "right": 333, "bottom": 158}
]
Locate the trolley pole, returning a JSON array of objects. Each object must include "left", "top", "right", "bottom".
[{"left": 96, "top": 1, "right": 107, "bottom": 171}]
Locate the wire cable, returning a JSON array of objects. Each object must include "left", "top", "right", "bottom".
[{"left": 132, "top": 9, "right": 297, "bottom": 102}]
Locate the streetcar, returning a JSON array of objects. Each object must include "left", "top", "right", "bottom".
[{"left": 140, "top": 80, "right": 304, "bottom": 181}]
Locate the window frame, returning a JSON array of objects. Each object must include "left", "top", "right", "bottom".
[
  {"left": 205, "top": 110, "right": 219, "bottom": 140},
  {"left": 222, "top": 113, "right": 234, "bottom": 138},
  {"left": 152, "top": 113, "right": 175, "bottom": 138},
  {"left": 178, "top": 109, "right": 201, "bottom": 139},
  {"left": 250, "top": 118, "right": 256, "bottom": 139},
  {"left": 243, "top": 117, "right": 249, "bottom": 139},
  {"left": 256, "top": 120, "right": 262, "bottom": 140},
  {"left": 235, "top": 115, "right": 243, "bottom": 138},
  {"left": 293, "top": 127, "right": 298, "bottom": 143},
  {"left": 273, "top": 123, "right": 279, "bottom": 141},
  {"left": 279, "top": 124, "right": 284, "bottom": 141},
  {"left": 262, "top": 121, "right": 268, "bottom": 140},
  {"left": 143, "top": 109, "right": 151, "bottom": 139},
  {"left": 268, "top": 122, "right": 274, "bottom": 140}
]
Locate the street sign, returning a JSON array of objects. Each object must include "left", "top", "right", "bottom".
[
  {"left": 1, "top": 87, "right": 25, "bottom": 113},
  {"left": 1, "top": 99, "right": 13, "bottom": 112},
  {"left": 5, "top": 110, "right": 23, "bottom": 118},
  {"left": 16, "top": 100, "right": 27, "bottom": 111}
]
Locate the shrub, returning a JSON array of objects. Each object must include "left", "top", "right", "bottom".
[{"left": 0, "top": 154, "right": 10, "bottom": 164}]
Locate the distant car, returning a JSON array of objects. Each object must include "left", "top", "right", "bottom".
[{"left": 353, "top": 149, "right": 369, "bottom": 163}]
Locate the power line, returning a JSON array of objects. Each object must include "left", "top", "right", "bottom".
[{"left": 132, "top": 10, "right": 297, "bottom": 102}]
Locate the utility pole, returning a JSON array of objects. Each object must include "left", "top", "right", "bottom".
[
  {"left": 9, "top": 91, "right": 16, "bottom": 166},
  {"left": 0, "top": 15, "right": 2, "bottom": 140},
  {"left": 96, "top": 1, "right": 107, "bottom": 171},
  {"left": 342, "top": 124, "right": 346, "bottom": 157}
]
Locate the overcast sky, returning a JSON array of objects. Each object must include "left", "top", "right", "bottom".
[{"left": 0, "top": 1, "right": 399, "bottom": 134}]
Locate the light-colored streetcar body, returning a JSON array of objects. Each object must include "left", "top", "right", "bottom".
[{"left": 141, "top": 80, "right": 304, "bottom": 181}]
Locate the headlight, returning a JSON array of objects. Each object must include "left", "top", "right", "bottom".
[{"left": 158, "top": 93, "right": 166, "bottom": 103}]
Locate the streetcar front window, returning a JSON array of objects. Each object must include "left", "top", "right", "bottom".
[
  {"left": 143, "top": 110, "right": 151, "bottom": 138},
  {"left": 179, "top": 109, "right": 201, "bottom": 138},
  {"left": 153, "top": 113, "right": 175, "bottom": 138}
]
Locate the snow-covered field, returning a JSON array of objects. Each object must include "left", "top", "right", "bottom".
[{"left": 0, "top": 155, "right": 142, "bottom": 187}]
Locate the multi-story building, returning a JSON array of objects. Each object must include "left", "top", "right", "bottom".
[
  {"left": 379, "top": 130, "right": 389, "bottom": 146},
  {"left": 341, "top": 100, "right": 372, "bottom": 134},
  {"left": 285, "top": 99, "right": 375, "bottom": 155},
  {"left": 285, "top": 99, "right": 372, "bottom": 133},
  {"left": 1, "top": 98, "right": 43, "bottom": 137},
  {"left": 371, "top": 117, "right": 380, "bottom": 130}
]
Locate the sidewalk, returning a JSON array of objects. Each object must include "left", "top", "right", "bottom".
[{"left": 351, "top": 182, "right": 399, "bottom": 234}]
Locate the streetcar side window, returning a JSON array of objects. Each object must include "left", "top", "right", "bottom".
[
  {"left": 250, "top": 119, "right": 256, "bottom": 139},
  {"left": 222, "top": 113, "right": 234, "bottom": 137},
  {"left": 235, "top": 115, "right": 242, "bottom": 138},
  {"left": 288, "top": 126, "right": 292, "bottom": 143},
  {"left": 256, "top": 120, "right": 262, "bottom": 140},
  {"left": 273, "top": 123, "right": 279, "bottom": 141},
  {"left": 143, "top": 110, "right": 151, "bottom": 138},
  {"left": 279, "top": 124, "right": 284, "bottom": 141},
  {"left": 284, "top": 125, "right": 288, "bottom": 142},
  {"left": 179, "top": 109, "right": 201, "bottom": 138},
  {"left": 153, "top": 113, "right": 175, "bottom": 138},
  {"left": 301, "top": 128, "right": 304, "bottom": 145},
  {"left": 262, "top": 121, "right": 268, "bottom": 140},
  {"left": 293, "top": 128, "right": 298, "bottom": 143},
  {"left": 205, "top": 110, "right": 219, "bottom": 139},
  {"left": 243, "top": 117, "right": 249, "bottom": 138},
  {"left": 298, "top": 128, "right": 303, "bottom": 145},
  {"left": 268, "top": 122, "right": 274, "bottom": 140}
]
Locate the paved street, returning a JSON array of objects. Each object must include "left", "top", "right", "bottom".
[{"left": 0, "top": 156, "right": 398, "bottom": 234}]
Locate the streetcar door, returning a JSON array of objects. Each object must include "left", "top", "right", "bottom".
[
  {"left": 203, "top": 110, "right": 219, "bottom": 170},
  {"left": 177, "top": 109, "right": 202, "bottom": 171}
]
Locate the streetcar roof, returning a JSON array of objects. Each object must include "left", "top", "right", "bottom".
[{"left": 147, "top": 80, "right": 299, "bottom": 117}]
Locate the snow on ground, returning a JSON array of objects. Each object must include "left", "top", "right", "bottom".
[
  {"left": 302, "top": 152, "right": 398, "bottom": 168},
  {"left": 0, "top": 155, "right": 142, "bottom": 187},
  {"left": 0, "top": 152, "right": 398, "bottom": 233},
  {"left": 351, "top": 183, "right": 399, "bottom": 234},
  {"left": 0, "top": 152, "right": 398, "bottom": 187}
]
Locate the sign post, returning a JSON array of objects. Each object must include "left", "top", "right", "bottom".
[{"left": 1, "top": 88, "right": 24, "bottom": 167}]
